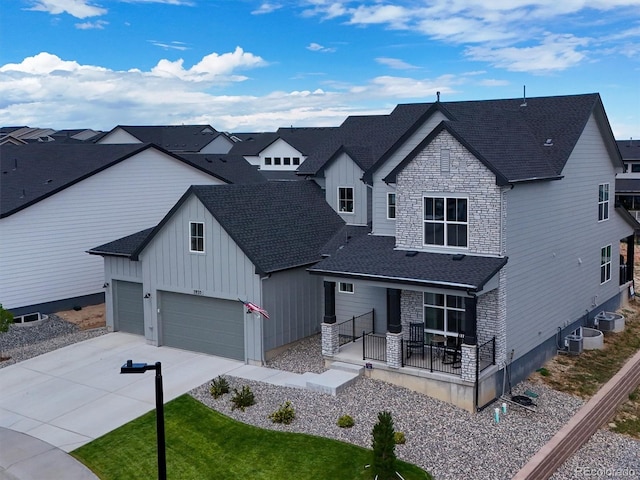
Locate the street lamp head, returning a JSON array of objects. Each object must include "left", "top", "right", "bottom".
[{"left": 120, "top": 359, "right": 149, "bottom": 374}]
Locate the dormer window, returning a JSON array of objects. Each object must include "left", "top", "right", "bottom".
[{"left": 338, "top": 187, "right": 354, "bottom": 213}]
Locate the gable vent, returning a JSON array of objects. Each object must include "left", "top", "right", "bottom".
[{"left": 441, "top": 148, "right": 450, "bottom": 173}]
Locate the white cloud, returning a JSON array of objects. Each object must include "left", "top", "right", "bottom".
[
  {"left": 75, "top": 19, "right": 108, "bottom": 29},
  {"left": 149, "top": 40, "right": 190, "bottom": 51},
  {"left": 465, "top": 33, "right": 589, "bottom": 73},
  {"left": 375, "top": 57, "right": 419, "bottom": 70},
  {"left": 251, "top": 2, "right": 282, "bottom": 15},
  {"left": 26, "top": 0, "right": 107, "bottom": 19},
  {"left": 0, "top": 51, "right": 465, "bottom": 131},
  {"left": 306, "top": 43, "right": 336, "bottom": 53}
]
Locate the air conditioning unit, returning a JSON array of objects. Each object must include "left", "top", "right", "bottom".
[{"left": 565, "top": 334, "right": 583, "bottom": 355}]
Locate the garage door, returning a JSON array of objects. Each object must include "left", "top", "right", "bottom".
[
  {"left": 114, "top": 281, "right": 144, "bottom": 335},
  {"left": 160, "top": 292, "right": 244, "bottom": 360}
]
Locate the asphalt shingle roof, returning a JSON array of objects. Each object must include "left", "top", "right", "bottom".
[
  {"left": 385, "top": 94, "right": 609, "bottom": 185},
  {"left": 617, "top": 139, "right": 640, "bottom": 161},
  {"left": 0, "top": 144, "right": 264, "bottom": 218},
  {"left": 94, "top": 181, "right": 345, "bottom": 274},
  {"left": 309, "top": 235, "right": 507, "bottom": 292},
  {"left": 98, "top": 125, "right": 222, "bottom": 152}
]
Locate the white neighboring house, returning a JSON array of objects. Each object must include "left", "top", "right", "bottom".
[{"left": 0, "top": 143, "right": 239, "bottom": 316}]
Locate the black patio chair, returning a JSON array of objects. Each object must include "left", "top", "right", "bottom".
[
  {"left": 443, "top": 333, "right": 464, "bottom": 367},
  {"left": 406, "top": 322, "right": 425, "bottom": 358}
]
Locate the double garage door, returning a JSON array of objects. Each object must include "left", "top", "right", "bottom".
[{"left": 160, "top": 291, "right": 245, "bottom": 361}]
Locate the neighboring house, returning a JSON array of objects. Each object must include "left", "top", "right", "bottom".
[
  {"left": 230, "top": 127, "right": 337, "bottom": 175},
  {"left": 308, "top": 93, "right": 637, "bottom": 412},
  {"left": 96, "top": 125, "right": 234, "bottom": 154},
  {"left": 615, "top": 138, "right": 640, "bottom": 222},
  {"left": 88, "top": 181, "right": 344, "bottom": 363},
  {"left": 0, "top": 126, "right": 57, "bottom": 143},
  {"left": 0, "top": 143, "right": 263, "bottom": 316}
]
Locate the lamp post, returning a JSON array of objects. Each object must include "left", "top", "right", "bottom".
[{"left": 120, "top": 360, "right": 166, "bottom": 480}]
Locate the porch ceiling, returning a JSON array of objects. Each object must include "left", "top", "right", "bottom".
[{"left": 309, "top": 235, "right": 507, "bottom": 292}]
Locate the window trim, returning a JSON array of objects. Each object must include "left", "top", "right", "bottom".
[
  {"left": 422, "top": 195, "right": 469, "bottom": 248},
  {"left": 338, "top": 282, "right": 354, "bottom": 294},
  {"left": 423, "top": 292, "right": 466, "bottom": 339},
  {"left": 600, "top": 244, "right": 612, "bottom": 284},
  {"left": 387, "top": 192, "right": 396, "bottom": 220},
  {"left": 338, "top": 186, "right": 355, "bottom": 214},
  {"left": 598, "top": 183, "right": 609, "bottom": 222},
  {"left": 189, "top": 221, "right": 205, "bottom": 253}
]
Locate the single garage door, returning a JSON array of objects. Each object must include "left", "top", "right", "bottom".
[
  {"left": 114, "top": 281, "right": 144, "bottom": 335},
  {"left": 160, "top": 292, "right": 244, "bottom": 360}
]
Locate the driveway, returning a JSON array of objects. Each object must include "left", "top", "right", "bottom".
[{"left": 0, "top": 332, "right": 244, "bottom": 453}]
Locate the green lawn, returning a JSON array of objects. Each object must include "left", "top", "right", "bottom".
[{"left": 72, "top": 395, "right": 431, "bottom": 480}]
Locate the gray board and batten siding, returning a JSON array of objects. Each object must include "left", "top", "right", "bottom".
[
  {"left": 139, "top": 194, "right": 263, "bottom": 361},
  {"left": 261, "top": 266, "right": 324, "bottom": 357},
  {"left": 372, "top": 111, "right": 448, "bottom": 236},
  {"left": 335, "top": 282, "right": 388, "bottom": 334},
  {"left": 324, "top": 152, "right": 368, "bottom": 226},
  {"left": 503, "top": 115, "right": 631, "bottom": 364}
]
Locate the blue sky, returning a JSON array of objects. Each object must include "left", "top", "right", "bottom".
[{"left": 1, "top": 1, "right": 639, "bottom": 137}]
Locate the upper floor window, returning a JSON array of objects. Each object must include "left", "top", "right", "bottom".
[
  {"left": 424, "top": 292, "right": 465, "bottom": 338},
  {"left": 632, "top": 164, "right": 640, "bottom": 173},
  {"left": 601, "top": 245, "right": 612, "bottom": 284},
  {"left": 189, "top": 222, "right": 204, "bottom": 253},
  {"left": 387, "top": 193, "right": 396, "bottom": 219},
  {"left": 283, "top": 157, "right": 291, "bottom": 165},
  {"left": 273, "top": 157, "right": 281, "bottom": 165},
  {"left": 423, "top": 196, "right": 468, "bottom": 248},
  {"left": 264, "top": 157, "right": 272, "bottom": 165},
  {"left": 292, "top": 157, "right": 301, "bottom": 165},
  {"left": 338, "top": 282, "right": 354, "bottom": 294},
  {"left": 598, "top": 183, "right": 609, "bottom": 222},
  {"left": 338, "top": 187, "right": 354, "bottom": 213}
]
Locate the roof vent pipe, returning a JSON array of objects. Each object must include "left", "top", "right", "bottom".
[
  {"left": 629, "top": 137, "right": 633, "bottom": 147},
  {"left": 520, "top": 85, "right": 527, "bottom": 107},
  {"left": 436, "top": 91, "right": 440, "bottom": 102}
]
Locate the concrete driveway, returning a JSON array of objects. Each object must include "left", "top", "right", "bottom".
[{"left": 0, "top": 332, "right": 244, "bottom": 453}]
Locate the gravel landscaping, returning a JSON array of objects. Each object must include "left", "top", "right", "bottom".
[{"left": 2, "top": 321, "right": 638, "bottom": 479}]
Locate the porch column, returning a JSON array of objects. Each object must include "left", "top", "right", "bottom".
[
  {"left": 627, "top": 235, "right": 635, "bottom": 282},
  {"left": 464, "top": 296, "right": 477, "bottom": 345},
  {"left": 386, "top": 288, "right": 402, "bottom": 334},
  {"left": 323, "top": 281, "right": 336, "bottom": 324},
  {"left": 322, "top": 281, "right": 338, "bottom": 356}
]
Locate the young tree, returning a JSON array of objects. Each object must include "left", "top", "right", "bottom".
[
  {"left": 371, "top": 411, "right": 397, "bottom": 479},
  {"left": 0, "top": 304, "right": 14, "bottom": 361}
]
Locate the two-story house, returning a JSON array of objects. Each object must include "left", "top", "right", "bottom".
[{"left": 310, "top": 93, "right": 636, "bottom": 411}]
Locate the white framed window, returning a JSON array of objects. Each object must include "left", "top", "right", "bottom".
[
  {"left": 423, "top": 196, "right": 468, "bottom": 247},
  {"left": 292, "top": 157, "right": 301, "bottom": 165},
  {"left": 264, "top": 157, "right": 272, "bottom": 165},
  {"left": 600, "top": 245, "right": 612, "bottom": 284},
  {"left": 189, "top": 222, "right": 204, "bottom": 253},
  {"left": 423, "top": 292, "right": 465, "bottom": 338},
  {"left": 338, "top": 282, "right": 354, "bottom": 294},
  {"left": 598, "top": 183, "right": 609, "bottom": 222},
  {"left": 387, "top": 193, "right": 396, "bottom": 219},
  {"left": 284, "top": 157, "right": 291, "bottom": 165},
  {"left": 338, "top": 187, "right": 354, "bottom": 213},
  {"left": 274, "top": 157, "right": 281, "bottom": 165}
]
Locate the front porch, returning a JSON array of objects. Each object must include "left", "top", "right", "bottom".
[{"left": 323, "top": 331, "right": 499, "bottom": 412}]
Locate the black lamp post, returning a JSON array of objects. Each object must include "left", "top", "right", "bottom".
[{"left": 120, "top": 360, "right": 166, "bottom": 480}]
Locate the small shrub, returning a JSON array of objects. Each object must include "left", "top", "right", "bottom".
[
  {"left": 394, "top": 431, "right": 406, "bottom": 444},
  {"left": 230, "top": 385, "right": 255, "bottom": 411},
  {"left": 337, "top": 414, "right": 355, "bottom": 428},
  {"left": 537, "top": 367, "right": 550, "bottom": 377},
  {"left": 629, "top": 390, "right": 638, "bottom": 402},
  {"left": 209, "top": 376, "right": 230, "bottom": 399},
  {"left": 269, "top": 401, "right": 296, "bottom": 425},
  {"left": 371, "top": 411, "right": 397, "bottom": 480}
]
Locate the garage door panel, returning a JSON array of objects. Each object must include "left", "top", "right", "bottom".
[
  {"left": 160, "top": 292, "right": 244, "bottom": 360},
  {"left": 115, "top": 281, "right": 144, "bottom": 335}
]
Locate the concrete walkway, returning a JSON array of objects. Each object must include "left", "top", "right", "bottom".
[
  {"left": 513, "top": 348, "right": 640, "bottom": 480},
  {"left": 0, "top": 332, "right": 360, "bottom": 480}
]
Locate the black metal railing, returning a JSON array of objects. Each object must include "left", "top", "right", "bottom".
[
  {"left": 401, "top": 339, "right": 462, "bottom": 376},
  {"left": 477, "top": 337, "right": 496, "bottom": 373},
  {"left": 362, "top": 331, "right": 386, "bottom": 362},
  {"left": 337, "top": 310, "right": 374, "bottom": 346}
]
